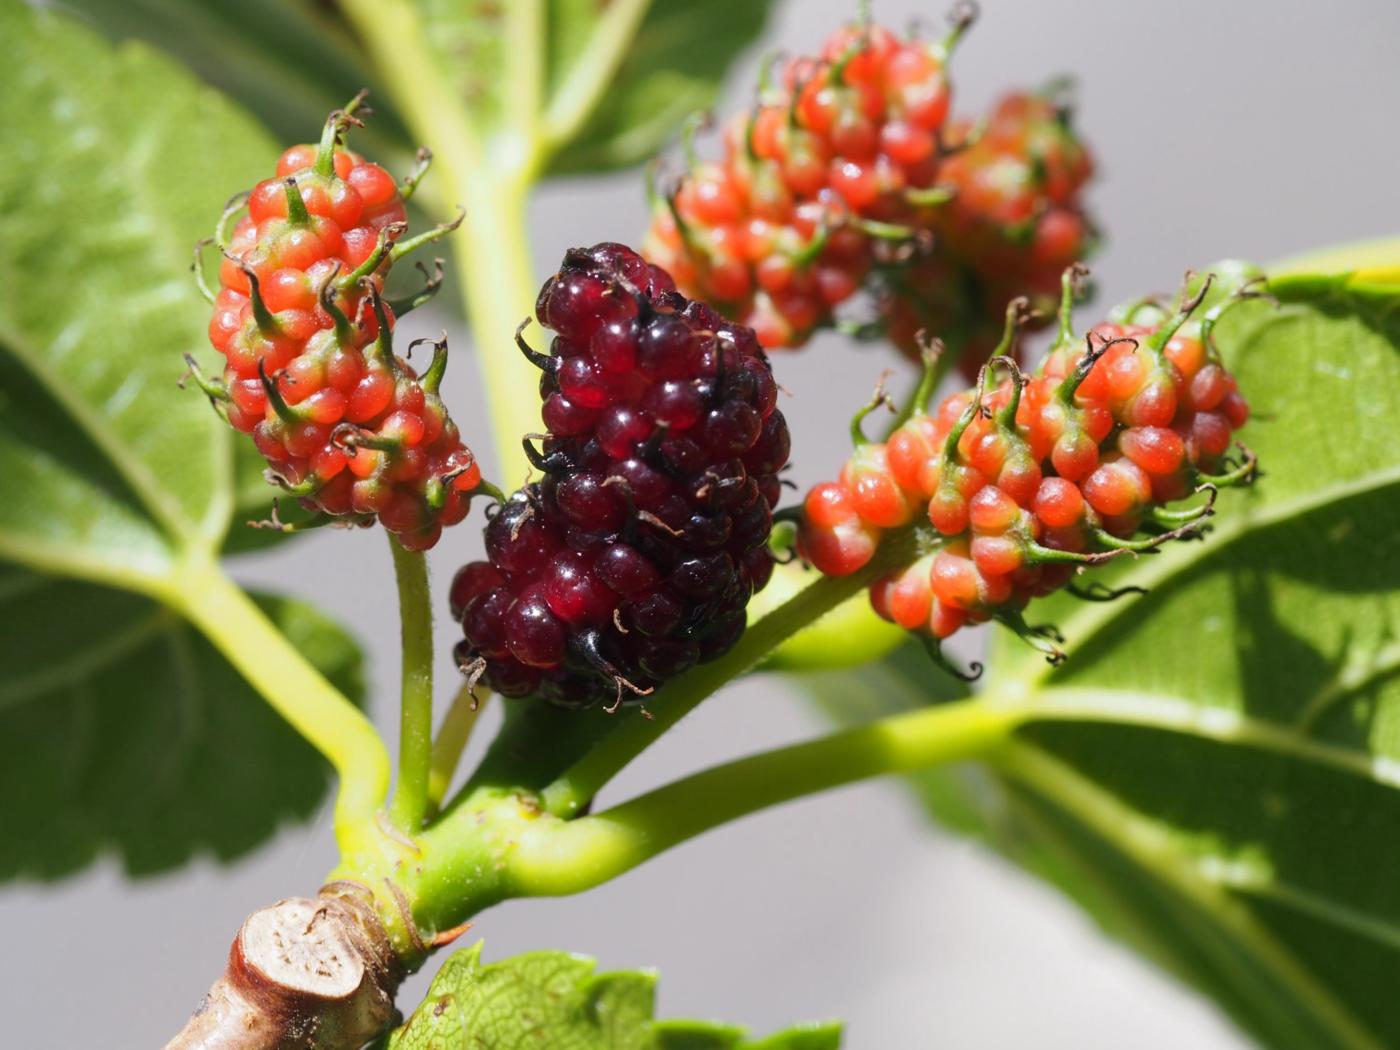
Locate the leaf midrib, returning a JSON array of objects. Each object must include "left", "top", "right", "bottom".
[
  {"left": 1014, "top": 686, "right": 1400, "bottom": 793},
  {"left": 0, "top": 326, "right": 191, "bottom": 550},
  {"left": 999, "top": 461, "right": 1400, "bottom": 692},
  {"left": 995, "top": 739, "right": 1385, "bottom": 1050}
]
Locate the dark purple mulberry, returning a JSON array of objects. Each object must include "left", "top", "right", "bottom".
[{"left": 451, "top": 243, "right": 792, "bottom": 709}]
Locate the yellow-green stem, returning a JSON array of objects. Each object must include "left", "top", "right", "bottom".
[
  {"left": 425, "top": 698, "right": 1018, "bottom": 908},
  {"left": 387, "top": 537, "right": 434, "bottom": 832},
  {"left": 169, "top": 553, "right": 390, "bottom": 846},
  {"left": 539, "top": 526, "right": 928, "bottom": 817},
  {"left": 429, "top": 684, "right": 488, "bottom": 811},
  {"left": 338, "top": 0, "right": 544, "bottom": 484}
]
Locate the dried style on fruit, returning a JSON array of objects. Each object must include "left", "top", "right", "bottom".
[{"left": 451, "top": 244, "right": 791, "bottom": 709}]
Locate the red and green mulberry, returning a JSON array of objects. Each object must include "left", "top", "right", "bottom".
[
  {"left": 799, "top": 264, "right": 1257, "bottom": 669},
  {"left": 190, "top": 94, "right": 482, "bottom": 550}
]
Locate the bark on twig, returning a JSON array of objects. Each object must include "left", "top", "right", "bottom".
[{"left": 163, "top": 885, "right": 401, "bottom": 1050}]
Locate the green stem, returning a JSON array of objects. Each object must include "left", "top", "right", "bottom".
[
  {"left": 541, "top": 0, "right": 652, "bottom": 152},
  {"left": 507, "top": 699, "right": 1017, "bottom": 897},
  {"left": 429, "top": 684, "right": 487, "bottom": 811},
  {"left": 453, "top": 179, "right": 541, "bottom": 483},
  {"left": 338, "top": 0, "right": 542, "bottom": 482},
  {"left": 387, "top": 537, "right": 434, "bottom": 832},
  {"left": 170, "top": 553, "right": 390, "bottom": 845},
  {"left": 505, "top": 0, "right": 545, "bottom": 166},
  {"left": 539, "top": 526, "right": 927, "bottom": 817}
]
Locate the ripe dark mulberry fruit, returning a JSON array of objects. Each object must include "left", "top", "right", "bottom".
[
  {"left": 189, "top": 94, "right": 481, "bottom": 550},
  {"left": 452, "top": 244, "right": 791, "bottom": 709},
  {"left": 800, "top": 264, "right": 1258, "bottom": 671}
]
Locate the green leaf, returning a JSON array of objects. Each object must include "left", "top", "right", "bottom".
[
  {"left": 0, "top": 2, "right": 281, "bottom": 569},
  {"left": 0, "top": 4, "right": 367, "bottom": 877},
  {"left": 402, "top": 0, "right": 774, "bottom": 177},
  {"left": 812, "top": 273, "right": 1400, "bottom": 1049},
  {"left": 58, "top": 0, "right": 415, "bottom": 165},
  {"left": 0, "top": 574, "right": 363, "bottom": 879},
  {"left": 546, "top": 0, "right": 777, "bottom": 175},
  {"left": 380, "top": 943, "right": 840, "bottom": 1049}
]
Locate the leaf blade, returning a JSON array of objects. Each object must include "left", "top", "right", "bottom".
[
  {"left": 0, "top": 3, "right": 283, "bottom": 557},
  {"left": 0, "top": 576, "right": 364, "bottom": 880},
  {"left": 807, "top": 273, "right": 1400, "bottom": 1048},
  {"left": 382, "top": 942, "right": 840, "bottom": 1049}
]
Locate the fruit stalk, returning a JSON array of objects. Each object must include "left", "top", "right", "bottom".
[
  {"left": 507, "top": 697, "right": 1017, "bottom": 897},
  {"left": 388, "top": 537, "right": 434, "bottom": 832},
  {"left": 538, "top": 523, "right": 926, "bottom": 817}
]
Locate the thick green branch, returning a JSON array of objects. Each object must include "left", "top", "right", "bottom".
[
  {"left": 387, "top": 537, "right": 434, "bottom": 832},
  {"left": 339, "top": 0, "right": 545, "bottom": 482},
  {"left": 508, "top": 699, "right": 1018, "bottom": 897},
  {"left": 171, "top": 553, "right": 390, "bottom": 843},
  {"left": 539, "top": 526, "right": 928, "bottom": 817}
]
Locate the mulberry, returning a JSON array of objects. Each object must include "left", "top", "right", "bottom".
[
  {"left": 880, "top": 88, "right": 1096, "bottom": 380},
  {"left": 643, "top": 9, "right": 974, "bottom": 348},
  {"left": 799, "top": 265, "right": 1258, "bottom": 672},
  {"left": 451, "top": 244, "right": 791, "bottom": 710},
  {"left": 642, "top": 14, "right": 1096, "bottom": 386},
  {"left": 188, "top": 93, "right": 481, "bottom": 550}
]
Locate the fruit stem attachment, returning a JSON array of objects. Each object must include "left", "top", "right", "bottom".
[
  {"left": 537, "top": 526, "right": 927, "bottom": 818},
  {"left": 428, "top": 684, "right": 488, "bottom": 813},
  {"left": 387, "top": 536, "right": 434, "bottom": 833}
]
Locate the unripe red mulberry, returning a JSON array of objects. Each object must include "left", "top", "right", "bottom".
[
  {"left": 800, "top": 265, "right": 1260, "bottom": 672},
  {"left": 189, "top": 95, "right": 482, "bottom": 550},
  {"left": 452, "top": 244, "right": 791, "bottom": 710},
  {"left": 643, "top": 10, "right": 976, "bottom": 349},
  {"left": 880, "top": 89, "right": 1096, "bottom": 381}
]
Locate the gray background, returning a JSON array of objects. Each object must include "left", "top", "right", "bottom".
[{"left": 5, "top": 1, "right": 1400, "bottom": 1046}]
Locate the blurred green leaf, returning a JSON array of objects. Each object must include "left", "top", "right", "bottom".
[
  {"left": 546, "top": 0, "right": 775, "bottom": 175},
  {"left": 0, "top": 1, "right": 292, "bottom": 567},
  {"left": 404, "top": 0, "right": 773, "bottom": 176},
  {"left": 378, "top": 942, "right": 840, "bottom": 1049},
  {"left": 56, "top": 0, "right": 414, "bottom": 164},
  {"left": 0, "top": 573, "right": 363, "bottom": 878},
  {"left": 0, "top": 3, "right": 363, "bottom": 878},
  {"left": 805, "top": 274, "right": 1400, "bottom": 1049}
]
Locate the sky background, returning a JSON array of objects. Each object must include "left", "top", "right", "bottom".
[{"left": 5, "top": 0, "right": 1400, "bottom": 1046}]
